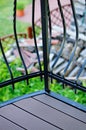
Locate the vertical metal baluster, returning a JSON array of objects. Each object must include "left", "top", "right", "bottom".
[
  {"left": 51, "top": 0, "right": 66, "bottom": 69},
  {"left": 0, "top": 40, "right": 14, "bottom": 89},
  {"left": 76, "top": 60, "right": 86, "bottom": 84},
  {"left": 40, "top": 0, "right": 50, "bottom": 92},
  {"left": 50, "top": 0, "right": 66, "bottom": 88},
  {"left": 62, "top": 0, "right": 79, "bottom": 93},
  {"left": 47, "top": 0, "right": 52, "bottom": 54},
  {"left": 47, "top": 0, "right": 53, "bottom": 83},
  {"left": 32, "top": 0, "right": 42, "bottom": 81},
  {"left": 13, "top": 0, "right": 28, "bottom": 84},
  {"left": 63, "top": 0, "right": 79, "bottom": 76},
  {"left": 75, "top": 0, "right": 86, "bottom": 89}
]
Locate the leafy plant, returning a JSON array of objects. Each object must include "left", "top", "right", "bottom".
[
  {"left": 50, "top": 80, "right": 86, "bottom": 106},
  {"left": 0, "top": 58, "right": 44, "bottom": 103},
  {"left": 17, "top": 1, "right": 25, "bottom": 10},
  {"left": 0, "top": 0, "right": 31, "bottom": 37}
]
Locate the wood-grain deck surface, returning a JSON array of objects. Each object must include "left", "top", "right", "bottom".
[{"left": 0, "top": 94, "right": 86, "bottom": 130}]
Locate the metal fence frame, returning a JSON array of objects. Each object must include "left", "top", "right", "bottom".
[{"left": 0, "top": 0, "right": 86, "bottom": 112}]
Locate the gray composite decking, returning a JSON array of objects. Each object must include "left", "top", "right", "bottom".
[{"left": 0, "top": 93, "right": 86, "bottom": 130}]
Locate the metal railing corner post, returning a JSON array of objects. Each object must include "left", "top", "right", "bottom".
[{"left": 40, "top": 0, "right": 50, "bottom": 92}]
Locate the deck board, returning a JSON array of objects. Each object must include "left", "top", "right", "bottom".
[
  {"left": 0, "top": 94, "right": 86, "bottom": 130},
  {"left": 34, "top": 94, "right": 86, "bottom": 123},
  {"left": 14, "top": 96, "right": 86, "bottom": 130},
  {"left": 0, "top": 115, "right": 24, "bottom": 130},
  {"left": 0, "top": 104, "right": 59, "bottom": 130}
]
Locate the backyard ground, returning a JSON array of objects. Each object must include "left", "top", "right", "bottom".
[{"left": 0, "top": 0, "right": 31, "bottom": 37}]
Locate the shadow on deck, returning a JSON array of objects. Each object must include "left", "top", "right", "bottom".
[{"left": 0, "top": 92, "right": 86, "bottom": 130}]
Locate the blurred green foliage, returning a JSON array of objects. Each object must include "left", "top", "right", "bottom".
[
  {"left": 50, "top": 80, "right": 86, "bottom": 105},
  {"left": 0, "top": 0, "right": 31, "bottom": 37},
  {"left": 0, "top": 58, "right": 44, "bottom": 103}
]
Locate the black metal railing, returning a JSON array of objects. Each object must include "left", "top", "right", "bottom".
[
  {"left": 0, "top": 0, "right": 86, "bottom": 109},
  {"left": 41, "top": 0, "right": 86, "bottom": 93}
]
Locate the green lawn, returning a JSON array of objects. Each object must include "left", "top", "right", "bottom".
[{"left": 0, "top": 0, "right": 31, "bottom": 37}]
